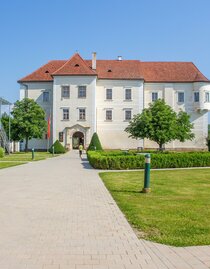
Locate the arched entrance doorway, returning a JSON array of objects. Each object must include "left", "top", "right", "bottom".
[{"left": 72, "top": 131, "right": 84, "bottom": 149}]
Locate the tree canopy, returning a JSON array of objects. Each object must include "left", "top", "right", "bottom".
[
  {"left": 10, "top": 98, "right": 47, "bottom": 151},
  {"left": 125, "top": 99, "right": 195, "bottom": 150}
]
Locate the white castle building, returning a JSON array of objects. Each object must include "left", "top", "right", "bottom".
[{"left": 18, "top": 52, "right": 210, "bottom": 150}]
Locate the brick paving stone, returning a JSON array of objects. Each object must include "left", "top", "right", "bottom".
[{"left": 0, "top": 151, "right": 209, "bottom": 269}]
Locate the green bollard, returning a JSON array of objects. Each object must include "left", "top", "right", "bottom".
[
  {"left": 52, "top": 146, "right": 55, "bottom": 156},
  {"left": 142, "top": 153, "right": 151, "bottom": 193},
  {"left": 32, "top": 148, "right": 35, "bottom": 160}
]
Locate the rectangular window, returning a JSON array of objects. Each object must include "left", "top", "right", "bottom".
[
  {"left": 125, "top": 89, "right": 132, "bottom": 100},
  {"left": 205, "top": 92, "right": 210, "bottom": 103},
  {"left": 194, "top": 92, "right": 199, "bottom": 102},
  {"left": 63, "top": 108, "right": 69, "bottom": 120},
  {"left": 59, "top": 132, "right": 63, "bottom": 142},
  {"left": 125, "top": 110, "right": 132, "bottom": 121},
  {"left": 106, "top": 110, "right": 112, "bottom": 121},
  {"left": 79, "top": 108, "right": 86, "bottom": 120},
  {"left": 106, "top": 89, "right": 112, "bottom": 100},
  {"left": 178, "top": 92, "right": 185, "bottom": 103},
  {"left": 78, "top": 86, "right": 86, "bottom": 98},
  {"left": 43, "top": 91, "right": 49, "bottom": 102},
  {"left": 152, "top": 92, "right": 158, "bottom": 102},
  {"left": 61, "top": 86, "right": 70, "bottom": 98}
]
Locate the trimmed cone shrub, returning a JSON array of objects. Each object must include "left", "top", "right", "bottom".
[
  {"left": 0, "top": 147, "right": 4, "bottom": 158},
  {"left": 87, "top": 132, "right": 103, "bottom": 151},
  {"left": 49, "top": 140, "right": 66, "bottom": 154}
]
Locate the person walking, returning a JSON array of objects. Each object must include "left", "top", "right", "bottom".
[{"left": 79, "top": 143, "right": 83, "bottom": 159}]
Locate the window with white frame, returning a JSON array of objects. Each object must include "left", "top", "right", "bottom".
[
  {"left": 205, "top": 92, "right": 210, "bottom": 103},
  {"left": 125, "top": 89, "right": 132, "bottom": 100},
  {"left": 106, "top": 89, "right": 112, "bottom": 100},
  {"left": 152, "top": 92, "right": 158, "bottom": 102},
  {"left": 106, "top": 110, "right": 112, "bottom": 120},
  {"left": 178, "top": 92, "right": 185, "bottom": 103},
  {"left": 78, "top": 86, "right": 86, "bottom": 98},
  {"left": 61, "top": 86, "right": 70, "bottom": 98},
  {"left": 194, "top": 92, "right": 199, "bottom": 102},
  {"left": 43, "top": 91, "right": 49, "bottom": 102},
  {"left": 63, "top": 108, "right": 69, "bottom": 120},
  {"left": 125, "top": 110, "right": 132, "bottom": 121},
  {"left": 79, "top": 108, "right": 86, "bottom": 120}
]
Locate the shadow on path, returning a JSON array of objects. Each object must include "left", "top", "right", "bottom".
[{"left": 80, "top": 157, "right": 93, "bottom": 170}]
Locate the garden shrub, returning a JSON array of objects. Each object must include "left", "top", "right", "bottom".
[
  {"left": 87, "top": 132, "right": 103, "bottom": 151},
  {"left": 87, "top": 151, "right": 210, "bottom": 169},
  {"left": 0, "top": 147, "right": 4, "bottom": 158},
  {"left": 49, "top": 140, "right": 66, "bottom": 154}
]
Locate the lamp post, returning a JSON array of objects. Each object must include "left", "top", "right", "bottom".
[{"left": 142, "top": 154, "right": 151, "bottom": 193}]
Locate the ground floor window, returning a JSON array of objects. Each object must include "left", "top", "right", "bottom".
[{"left": 59, "top": 132, "right": 64, "bottom": 142}]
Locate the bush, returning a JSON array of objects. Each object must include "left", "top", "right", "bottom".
[
  {"left": 0, "top": 147, "right": 4, "bottom": 158},
  {"left": 87, "top": 151, "right": 210, "bottom": 169},
  {"left": 87, "top": 133, "right": 103, "bottom": 151},
  {"left": 49, "top": 140, "right": 66, "bottom": 154}
]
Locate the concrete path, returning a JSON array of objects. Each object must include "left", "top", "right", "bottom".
[{"left": 0, "top": 151, "right": 209, "bottom": 269}]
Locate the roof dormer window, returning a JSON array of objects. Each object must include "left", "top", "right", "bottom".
[
  {"left": 45, "top": 70, "right": 49, "bottom": 73},
  {"left": 107, "top": 69, "right": 112, "bottom": 72},
  {"left": 75, "top": 64, "right": 79, "bottom": 67}
]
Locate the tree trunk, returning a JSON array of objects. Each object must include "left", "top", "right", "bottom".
[
  {"left": 25, "top": 137, "right": 28, "bottom": 152},
  {"left": 159, "top": 143, "right": 163, "bottom": 152}
]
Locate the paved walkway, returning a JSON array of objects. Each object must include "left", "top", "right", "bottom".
[{"left": 0, "top": 151, "right": 209, "bottom": 269}]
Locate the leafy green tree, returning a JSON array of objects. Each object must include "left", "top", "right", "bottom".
[
  {"left": 87, "top": 132, "right": 103, "bottom": 151},
  {"left": 125, "top": 99, "right": 195, "bottom": 150},
  {"left": 11, "top": 98, "right": 47, "bottom": 151},
  {"left": 0, "top": 113, "right": 10, "bottom": 138}
]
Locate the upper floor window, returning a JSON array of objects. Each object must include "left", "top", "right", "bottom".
[
  {"left": 61, "top": 86, "right": 70, "bottom": 98},
  {"left": 178, "top": 92, "right": 184, "bottom": 103},
  {"left": 125, "top": 110, "right": 132, "bottom": 121},
  {"left": 106, "top": 110, "right": 112, "bottom": 121},
  {"left": 63, "top": 108, "right": 69, "bottom": 120},
  {"left": 205, "top": 92, "right": 210, "bottom": 103},
  {"left": 152, "top": 92, "right": 158, "bottom": 102},
  {"left": 78, "top": 86, "right": 86, "bottom": 98},
  {"left": 194, "top": 92, "right": 199, "bottom": 102},
  {"left": 125, "top": 89, "right": 132, "bottom": 100},
  {"left": 106, "top": 89, "right": 112, "bottom": 100},
  {"left": 43, "top": 91, "right": 49, "bottom": 102},
  {"left": 79, "top": 108, "right": 86, "bottom": 120}
]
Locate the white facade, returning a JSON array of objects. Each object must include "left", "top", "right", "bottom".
[{"left": 19, "top": 54, "right": 210, "bottom": 151}]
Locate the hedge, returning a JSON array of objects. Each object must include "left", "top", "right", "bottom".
[
  {"left": 87, "top": 133, "right": 103, "bottom": 151},
  {"left": 87, "top": 151, "right": 210, "bottom": 169},
  {"left": 0, "top": 147, "right": 4, "bottom": 158},
  {"left": 49, "top": 140, "right": 66, "bottom": 154}
]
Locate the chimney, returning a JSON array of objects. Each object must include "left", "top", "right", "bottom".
[
  {"left": 118, "top": 56, "right": 122, "bottom": 61},
  {"left": 92, "top": 52, "right": 97, "bottom": 70}
]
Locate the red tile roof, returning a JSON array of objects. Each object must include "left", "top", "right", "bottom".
[
  {"left": 18, "top": 53, "right": 209, "bottom": 83},
  {"left": 141, "top": 62, "right": 209, "bottom": 82},
  {"left": 18, "top": 60, "right": 66, "bottom": 82},
  {"left": 52, "top": 53, "right": 96, "bottom": 76}
]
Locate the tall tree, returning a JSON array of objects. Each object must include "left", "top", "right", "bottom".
[
  {"left": 11, "top": 98, "right": 47, "bottom": 151},
  {"left": 125, "top": 99, "right": 195, "bottom": 150}
]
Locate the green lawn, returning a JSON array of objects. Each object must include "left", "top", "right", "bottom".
[
  {"left": 100, "top": 169, "right": 210, "bottom": 247},
  {"left": 0, "top": 162, "right": 26, "bottom": 169},
  {"left": 2, "top": 152, "right": 57, "bottom": 162},
  {"left": 0, "top": 152, "right": 59, "bottom": 169}
]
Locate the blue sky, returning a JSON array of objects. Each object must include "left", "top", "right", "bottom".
[{"left": 0, "top": 0, "right": 210, "bottom": 103}]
